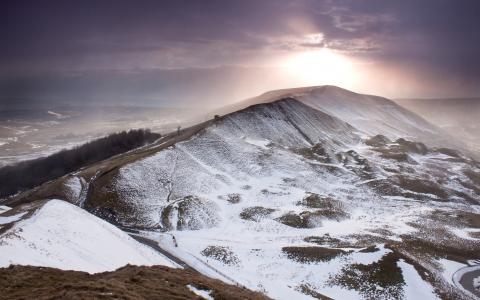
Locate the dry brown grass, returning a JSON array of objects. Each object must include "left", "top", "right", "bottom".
[
  {"left": 282, "top": 246, "right": 348, "bottom": 263},
  {"left": 0, "top": 264, "right": 270, "bottom": 300},
  {"left": 329, "top": 252, "right": 405, "bottom": 299}
]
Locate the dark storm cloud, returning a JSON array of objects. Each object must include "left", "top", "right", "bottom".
[
  {"left": 1, "top": 0, "right": 479, "bottom": 98},
  {"left": 334, "top": 1, "right": 480, "bottom": 78},
  {"left": 0, "top": 0, "right": 303, "bottom": 69}
]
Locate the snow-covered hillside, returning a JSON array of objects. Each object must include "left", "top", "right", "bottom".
[
  {"left": 3, "top": 87, "right": 479, "bottom": 299},
  {"left": 75, "top": 97, "right": 479, "bottom": 299},
  {"left": 0, "top": 199, "right": 177, "bottom": 273},
  {"left": 216, "top": 86, "right": 454, "bottom": 148},
  {"left": 89, "top": 98, "right": 362, "bottom": 228},
  {"left": 298, "top": 86, "right": 438, "bottom": 139}
]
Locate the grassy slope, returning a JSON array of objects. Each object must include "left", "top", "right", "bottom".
[{"left": 0, "top": 265, "right": 270, "bottom": 300}]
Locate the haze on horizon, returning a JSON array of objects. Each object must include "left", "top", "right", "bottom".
[{"left": 1, "top": 0, "right": 480, "bottom": 108}]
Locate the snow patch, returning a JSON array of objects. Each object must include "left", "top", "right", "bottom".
[
  {"left": 244, "top": 137, "right": 271, "bottom": 149},
  {"left": 186, "top": 284, "right": 214, "bottom": 300},
  {"left": 449, "top": 226, "right": 480, "bottom": 241},
  {"left": 398, "top": 259, "right": 439, "bottom": 300},
  {"left": 64, "top": 176, "right": 87, "bottom": 206},
  {"left": 0, "top": 205, "right": 11, "bottom": 214},
  {"left": 0, "top": 211, "right": 27, "bottom": 225}
]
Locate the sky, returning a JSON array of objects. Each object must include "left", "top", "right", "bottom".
[{"left": 1, "top": 0, "right": 480, "bottom": 108}]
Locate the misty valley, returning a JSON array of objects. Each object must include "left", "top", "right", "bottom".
[{"left": 0, "top": 106, "right": 201, "bottom": 167}]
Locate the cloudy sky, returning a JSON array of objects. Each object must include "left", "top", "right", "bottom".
[{"left": 1, "top": 0, "right": 479, "bottom": 107}]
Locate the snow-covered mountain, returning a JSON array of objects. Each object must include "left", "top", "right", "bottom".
[
  {"left": 2, "top": 86, "right": 480, "bottom": 299},
  {"left": 215, "top": 86, "right": 459, "bottom": 149}
]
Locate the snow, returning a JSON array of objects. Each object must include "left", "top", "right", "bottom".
[
  {"left": 448, "top": 227, "right": 480, "bottom": 241},
  {"left": 398, "top": 260, "right": 439, "bottom": 300},
  {"left": 0, "top": 200, "right": 178, "bottom": 273},
  {"left": 436, "top": 258, "right": 466, "bottom": 284},
  {"left": 302, "top": 87, "right": 441, "bottom": 143},
  {"left": 63, "top": 176, "right": 87, "bottom": 206},
  {"left": 103, "top": 96, "right": 480, "bottom": 299},
  {"left": 0, "top": 205, "right": 11, "bottom": 214},
  {"left": 64, "top": 176, "right": 83, "bottom": 199},
  {"left": 244, "top": 137, "right": 271, "bottom": 149},
  {"left": 240, "top": 86, "right": 441, "bottom": 143},
  {"left": 474, "top": 276, "right": 480, "bottom": 289},
  {"left": 186, "top": 284, "right": 214, "bottom": 300},
  {"left": 0, "top": 211, "right": 27, "bottom": 225}
]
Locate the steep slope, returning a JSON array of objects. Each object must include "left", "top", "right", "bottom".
[
  {"left": 84, "top": 98, "right": 361, "bottom": 229},
  {"left": 298, "top": 86, "right": 439, "bottom": 139},
  {"left": 0, "top": 199, "right": 177, "bottom": 273},
  {"left": 215, "top": 86, "right": 452, "bottom": 147}
]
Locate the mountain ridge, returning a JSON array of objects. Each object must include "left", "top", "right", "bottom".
[{"left": 214, "top": 85, "right": 460, "bottom": 150}]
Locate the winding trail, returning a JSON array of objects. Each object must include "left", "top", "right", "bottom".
[
  {"left": 129, "top": 234, "right": 193, "bottom": 270},
  {"left": 127, "top": 232, "right": 243, "bottom": 287}
]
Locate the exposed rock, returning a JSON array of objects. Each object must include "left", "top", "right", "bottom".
[
  {"left": 295, "top": 142, "right": 332, "bottom": 163},
  {"left": 396, "top": 138, "right": 429, "bottom": 155},
  {"left": 365, "top": 134, "right": 391, "bottom": 147}
]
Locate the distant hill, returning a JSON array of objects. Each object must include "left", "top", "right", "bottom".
[
  {"left": 395, "top": 98, "right": 480, "bottom": 154},
  {"left": 213, "top": 85, "right": 459, "bottom": 150}
]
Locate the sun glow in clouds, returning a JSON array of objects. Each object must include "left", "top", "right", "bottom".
[{"left": 283, "top": 47, "right": 358, "bottom": 87}]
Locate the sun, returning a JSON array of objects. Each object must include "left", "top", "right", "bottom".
[{"left": 283, "top": 48, "right": 357, "bottom": 86}]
